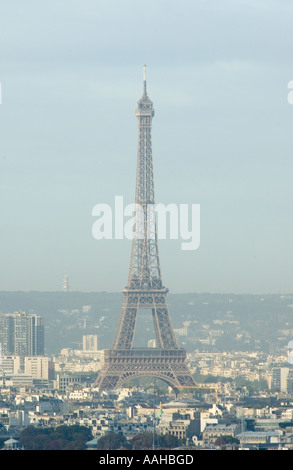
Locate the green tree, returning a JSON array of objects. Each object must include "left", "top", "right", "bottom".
[
  {"left": 44, "top": 439, "right": 69, "bottom": 450},
  {"left": 130, "top": 432, "right": 154, "bottom": 450},
  {"left": 129, "top": 432, "right": 181, "bottom": 450},
  {"left": 19, "top": 425, "right": 93, "bottom": 450},
  {"left": 96, "top": 432, "right": 129, "bottom": 450},
  {"left": 161, "top": 433, "right": 182, "bottom": 448},
  {"left": 214, "top": 435, "right": 240, "bottom": 447}
]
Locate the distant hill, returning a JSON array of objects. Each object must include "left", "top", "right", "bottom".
[{"left": 1, "top": 291, "right": 293, "bottom": 356}]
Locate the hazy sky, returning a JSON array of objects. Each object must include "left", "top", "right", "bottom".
[{"left": 0, "top": 0, "right": 293, "bottom": 294}]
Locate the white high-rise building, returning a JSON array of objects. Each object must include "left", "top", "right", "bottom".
[
  {"left": 272, "top": 367, "right": 289, "bottom": 392},
  {"left": 24, "top": 356, "right": 50, "bottom": 380},
  {"left": 83, "top": 335, "right": 98, "bottom": 352}
]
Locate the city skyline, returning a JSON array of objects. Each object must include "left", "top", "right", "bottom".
[{"left": 0, "top": 1, "right": 293, "bottom": 294}]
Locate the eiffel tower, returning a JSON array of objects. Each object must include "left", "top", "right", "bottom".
[{"left": 94, "top": 67, "right": 196, "bottom": 393}]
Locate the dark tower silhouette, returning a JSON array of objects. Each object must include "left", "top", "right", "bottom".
[{"left": 95, "top": 67, "right": 195, "bottom": 393}]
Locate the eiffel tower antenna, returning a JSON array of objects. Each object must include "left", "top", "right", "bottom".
[
  {"left": 94, "top": 67, "right": 195, "bottom": 393},
  {"left": 143, "top": 64, "right": 147, "bottom": 94}
]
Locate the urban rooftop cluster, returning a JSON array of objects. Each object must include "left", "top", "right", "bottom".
[{"left": 1, "top": 311, "right": 293, "bottom": 450}]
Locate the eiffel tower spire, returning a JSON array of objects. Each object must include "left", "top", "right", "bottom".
[
  {"left": 143, "top": 64, "right": 147, "bottom": 95},
  {"left": 127, "top": 64, "right": 161, "bottom": 290},
  {"left": 94, "top": 68, "right": 195, "bottom": 393}
]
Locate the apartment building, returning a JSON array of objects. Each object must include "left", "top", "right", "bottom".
[{"left": 0, "top": 312, "right": 44, "bottom": 356}]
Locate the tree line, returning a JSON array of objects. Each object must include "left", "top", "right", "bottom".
[{"left": 17, "top": 426, "right": 183, "bottom": 450}]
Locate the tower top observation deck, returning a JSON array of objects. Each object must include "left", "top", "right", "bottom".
[{"left": 136, "top": 65, "right": 154, "bottom": 117}]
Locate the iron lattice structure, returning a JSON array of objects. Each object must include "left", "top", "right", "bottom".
[{"left": 95, "top": 68, "right": 196, "bottom": 393}]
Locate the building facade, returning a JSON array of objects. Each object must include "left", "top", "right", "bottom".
[
  {"left": 0, "top": 312, "right": 44, "bottom": 356},
  {"left": 83, "top": 335, "right": 98, "bottom": 352}
]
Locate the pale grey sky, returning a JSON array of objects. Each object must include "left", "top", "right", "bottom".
[{"left": 0, "top": 0, "right": 293, "bottom": 294}]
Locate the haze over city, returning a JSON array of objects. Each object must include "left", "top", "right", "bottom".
[{"left": 0, "top": 0, "right": 293, "bottom": 294}]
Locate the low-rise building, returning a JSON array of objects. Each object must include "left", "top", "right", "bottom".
[
  {"left": 157, "top": 413, "right": 199, "bottom": 440},
  {"left": 202, "top": 423, "right": 240, "bottom": 446},
  {"left": 236, "top": 431, "right": 282, "bottom": 449}
]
